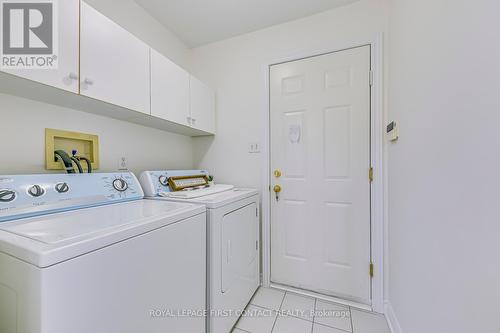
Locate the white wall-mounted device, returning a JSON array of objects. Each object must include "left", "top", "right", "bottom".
[{"left": 387, "top": 121, "right": 399, "bottom": 141}]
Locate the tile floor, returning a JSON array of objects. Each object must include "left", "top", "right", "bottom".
[{"left": 232, "top": 287, "right": 391, "bottom": 333}]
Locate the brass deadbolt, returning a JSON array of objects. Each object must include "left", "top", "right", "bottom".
[{"left": 273, "top": 170, "right": 282, "bottom": 178}]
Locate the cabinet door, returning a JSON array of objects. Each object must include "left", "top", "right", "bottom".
[
  {"left": 150, "top": 49, "right": 190, "bottom": 126},
  {"left": 0, "top": 0, "right": 79, "bottom": 93},
  {"left": 80, "top": 2, "right": 150, "bottom": 114},
  {"left": 189, "top": 75, "right": 216, "bottom": 134}
]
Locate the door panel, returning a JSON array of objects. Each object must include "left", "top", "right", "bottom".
[
  {"left": 1, "top": 0, "right": 79, "bottom": 92},
  {"left": 150, "top": 49, "right": 190, "bottom": 126},
  {"left": 324, "top": 106, "right": 351, "bottom": 178},
  {"left": 80, "top": 2, "right": 150, "bottom": 114},
  {"left": 221, "top": 203, "right": 258, "bottom": 293},
  {"left": 189, "top": 75, "right": 216, "bottom": 133},
  {"left": 270, "top": 46, "right": 371, "bottom": 304}
]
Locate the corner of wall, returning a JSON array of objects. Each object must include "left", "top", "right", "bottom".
[{"left": 384, "top": 301, "right": 403, "bottom": 333}]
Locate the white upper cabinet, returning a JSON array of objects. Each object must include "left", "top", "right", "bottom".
[
  {"left": 151, "top": 51, "right": 216, "bottom": 134},
  {"left": 0, "top": 0, "right": 79, "bottom": 93},
  {"left": 150, "top": 49, "right": 190, "bottom": 126},
  {"left": 0, "top": 1, "right": 216, "bottom": 136},
  {"left": 189, "top": 75, "right": 216, "bottom": 134},
  {"left": 80, "top": 2, "right": 150, "bottom": 114}
]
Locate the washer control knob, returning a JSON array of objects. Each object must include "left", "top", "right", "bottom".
[
  {"left": 158, "top": 175, "right": 169, "bottom": 186},
  {"left": 28, "top": 185, "right": 45, "bottom": 197},
  {"left": 0, "top": 189, "right": 16, "bottom": 202},
  {"left": 112, "top": 179, "right": 128, "bottom": 192},
  {"left": 55, "top": 182, "right": 70, "bottom": 193}
]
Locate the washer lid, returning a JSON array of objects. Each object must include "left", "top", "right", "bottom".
[{"left": 0, "top": 200, "right": 205, "bottom": 267}]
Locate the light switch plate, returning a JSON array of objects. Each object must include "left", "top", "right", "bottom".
[{"left": 248, "top": 142, "right": 261, "bottom": 153}]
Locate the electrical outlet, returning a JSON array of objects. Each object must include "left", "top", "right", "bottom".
[
  {"left": 118, "top": 157, "right": 128, "bottom": 170},
  {"left": 249, "top": 142, "right": 261, "bottom": 154}
]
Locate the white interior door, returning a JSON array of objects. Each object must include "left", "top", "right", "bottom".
[{"left": 270, "top": 46, "right": 372, "bottom": 304}]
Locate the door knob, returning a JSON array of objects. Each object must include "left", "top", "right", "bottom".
[{"left": 273, "top": 185, "right": 281, "bottom": 201}]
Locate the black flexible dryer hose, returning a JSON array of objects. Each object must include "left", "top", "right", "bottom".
[
  {"left": 70, "top": 157, "right": 84, "bottom": 173},
  {"left": 76, "top": 156, "right": 92, "bottom": 173},
  {"left": 54, "top": 150, "right": 76, "bottom": 174}
]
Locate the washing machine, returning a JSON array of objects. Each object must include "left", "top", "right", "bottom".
[
  {"left": 0, "top": 172, "right": 206, "bottom": 333},
  {"left": 140, "top": 170, "right": 260, "bottom": 333}
]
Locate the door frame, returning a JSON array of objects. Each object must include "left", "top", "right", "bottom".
[{"left": 260, "top": 34, "right": 386, "bottom": 313}]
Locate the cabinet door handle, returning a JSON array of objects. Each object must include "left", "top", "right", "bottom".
[
  {"left": 186, "top": 116, "right": 191, "bottom": 125},
  {"left": 191, "top": 118, "right": 196, "bottom": 125},
  {"left": 83, "top": 78, "right": 94, "bottom": 85},
  {"left": 68, "top": 72, "right": 79, "bottom": 80}
]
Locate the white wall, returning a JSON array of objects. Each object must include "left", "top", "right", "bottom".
[
  {"left": 387, "top": 0, "right": 500, "bottom": 332},
  {"left": 190, "top": 0, "right": 389, "bottom": 188},
  {"left": 0, "top": 94, "right": 193, "bottom": 174},
  {"left": 0, "top": 0, "right": 194, "bottom": 175}
]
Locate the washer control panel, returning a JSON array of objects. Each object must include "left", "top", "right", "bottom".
[{"left": 0, "top": 172, "right": 143, "bottom": 222}]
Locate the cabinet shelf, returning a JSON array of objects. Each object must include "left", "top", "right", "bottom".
[{"left": 0, "top": 71, "right": 214, "bottom": 137}]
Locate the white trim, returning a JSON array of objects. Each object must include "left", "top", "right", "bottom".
[
  {"left": 260, "top": 33, "right": 386, "bottom": 313},
  {"left": 385, "top": 301, "right": 403, "bottom": 333},
  {"left": 270, "top": 282, "right": 372, "bottom": 312},
  {"left": 369, "top": 33, "right": 385, "bottom": 314}
]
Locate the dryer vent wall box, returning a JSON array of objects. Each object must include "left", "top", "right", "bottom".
[
  {"left": 45, "top": 128, "right": 100, "bottom": 171},
  {"left": 0, "top": 172, "right": 207, "bottom": 333},
  {"left": 140, "top": 170, "right": 260, "bottom": 333}
]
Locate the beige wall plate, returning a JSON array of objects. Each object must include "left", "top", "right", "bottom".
[{"left": 45, "top": 128, "right": 99, "bottom": 171}]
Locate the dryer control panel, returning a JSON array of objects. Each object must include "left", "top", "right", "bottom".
[
  {"left": 0, "top": 172, "right": 143, "bottom": 222},
  {"left": 140, "top": 170, "right": 210, "bottom": 197}
]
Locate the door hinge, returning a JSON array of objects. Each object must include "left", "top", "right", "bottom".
[
  {"left": 369, "top": 70, "right": 374, "bottom": 86},
  {"left": 256, "top": 207, "right": 258, "bottom": 217},
  {"left": 256, "top": 240, "right": 259, "bottom": 251},
  {"left": 369, "top": 167, "right": 374, "bottom": 182},
  {"left": 369, "top": 263, "right": 374, "bottom": 278}
]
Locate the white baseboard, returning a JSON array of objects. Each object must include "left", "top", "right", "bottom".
[{"left": 384, "top": 301, "right": 403, "bottom": 333}]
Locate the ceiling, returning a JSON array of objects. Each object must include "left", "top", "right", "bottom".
[{"left": 134, "top": 0, "right": 359, "bottom": 47}]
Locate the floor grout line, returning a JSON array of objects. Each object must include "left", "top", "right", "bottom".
[
  {"left": 281, "top": 313, "right": 315, "bottom": 323},
  {"left": 314, "top": 322, "right": 353, "bottom": 333},
  {"left": 312, "top": 297, "right": 353, "bottom": 333},
  {"left": 241, "top": 287, "right": 367, "bottom": 333},
  {"left": 250, "top": 303, "right": 279, "bottom": 311},
  {"left": 349, "top": 306, "right": 354, "bottom": 333},
  {"left": 311, "top": 297, "right": 317, "bottom": 333},
  {"left": 270, "top": 290, "right": 287, "bottom": 333}
]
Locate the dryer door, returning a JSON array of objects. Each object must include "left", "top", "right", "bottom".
[{"left": 221, "top": 202, "right": 259, "bottom": 293}]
